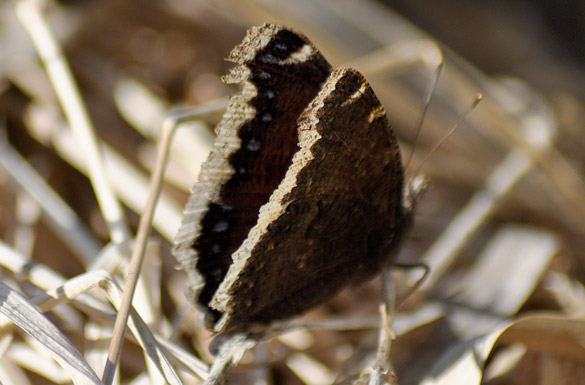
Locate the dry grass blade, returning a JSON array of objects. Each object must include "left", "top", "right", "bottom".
[
  {"left": 204, "top": 334, "right": 257, "bottom": 385},
  {"left": 0, "top": 137, "right": 101, "bottom": 264},
  {"left": 0, "top": 240, "right": 192, "bottom": 383},
  {"left": 455, "top": 226, "right": 559, "bottom": 315},
  {"left": 418, "top": 94, "right": 556, "bottom": 290},
  {"left": 421, "top": 314, "right": 585, "bottom": 385},
  {"left": 104, "top": 117, "right": 176, "bottom": 384},
  {"left": 30, "top": 269, "right": 187, "bottom": 384},
  {"left": 48, "top": 124, "right": 183, "bottom": 242},
  {"left": 106, "top": 105, "right": 226, "bottom": 384},
  {"left": 354, "top": 305, "right": 397, "bottom": 385},
  {"left": 15, "top": 0, "right": 130, "bottom": 244},
  {"left": 0, "top": 281, "right": 102, "bottom": 385}
]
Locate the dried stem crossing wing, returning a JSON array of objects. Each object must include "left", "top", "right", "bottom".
[{"left": 173, "top": 23, "right": 422, "bottom": 335}]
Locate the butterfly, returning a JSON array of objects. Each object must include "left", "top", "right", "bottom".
[{"left": 173, "top": 23, "right": 421, "bottom": 334}]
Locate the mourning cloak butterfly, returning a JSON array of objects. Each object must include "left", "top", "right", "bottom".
[{"left": 173, "top": 24, "right": 420, "bottom": 334}]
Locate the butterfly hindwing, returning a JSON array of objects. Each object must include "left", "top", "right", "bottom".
[{"left": 210, "top": 68, "right": 407, "bottom": 332}]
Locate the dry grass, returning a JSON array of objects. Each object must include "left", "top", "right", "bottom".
[{"left": 1, "top": 0, "right": 585, "bottom": 384}]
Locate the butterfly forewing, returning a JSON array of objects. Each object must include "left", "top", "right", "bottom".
[{"left": 173, "top": 24, "right": 332, "bottom": 327}]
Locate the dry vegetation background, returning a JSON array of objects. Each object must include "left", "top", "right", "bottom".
[{"left": 1, "top": 0, "right": 585, "bottom": 384}]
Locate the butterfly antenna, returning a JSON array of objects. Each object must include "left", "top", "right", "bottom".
[
  {"left": 410, "top": 93, "right": 483, "bottom": 178},
  {"left": 404, "top": 60, "right": 444, "bottom": 174}
]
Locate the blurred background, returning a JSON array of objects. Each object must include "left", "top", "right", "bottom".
[{"left": 1, "top": 0, "right": 585, "bottom": 384}]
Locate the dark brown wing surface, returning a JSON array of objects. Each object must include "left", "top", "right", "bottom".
[
  {"left": 210, "top": 68, "right": 408, "bottom": 333},
  {"left": 173, "top": 24, "right": 332, "bottom": 327}
]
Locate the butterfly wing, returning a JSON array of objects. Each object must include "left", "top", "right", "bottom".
[
  {"left": 211, "top": 68, "right": 408, "bottom": 333},
  {"left": 173, "top": 24, "right": 332, "bottom": 326}
]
